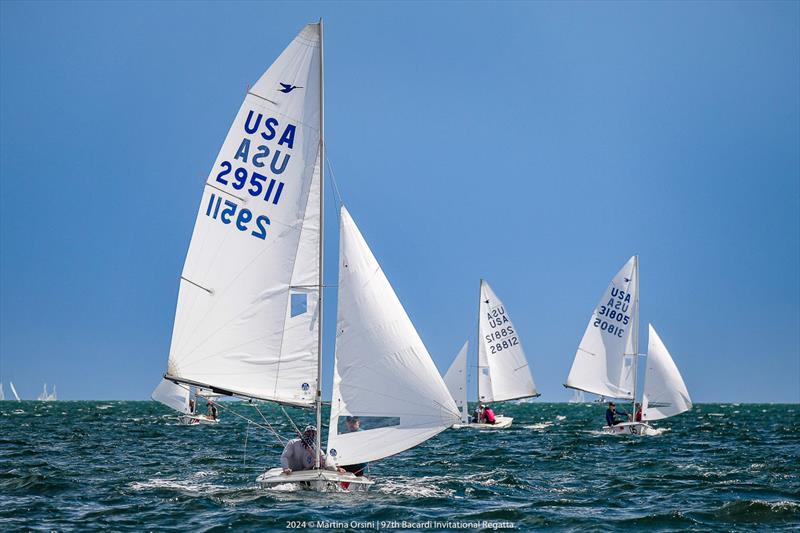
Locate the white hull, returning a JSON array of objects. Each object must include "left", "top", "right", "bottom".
[
  {"left": 178, "top": 414, "right": 219, "bottom": 425},
  {"left": 256, "top": 467, "right": 373, "bottom": 492},
  {"left": 453, "top": 415, "right": 513, "bottom": 429},
  {"left": 602, "top": 421, "right": 663, "bottom": 436}
]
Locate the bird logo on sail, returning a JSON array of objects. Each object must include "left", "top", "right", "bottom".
[
  {"left": 624, "top": 277, "right": 631, "bottom": 283},
  {"left": 279, "top": 82, "right": 303, "bottom": 93}
]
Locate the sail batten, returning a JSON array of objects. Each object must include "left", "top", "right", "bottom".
[{"left": 165, "top": 24, "right": 322, "bottom": 407}]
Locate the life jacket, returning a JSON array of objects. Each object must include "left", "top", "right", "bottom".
[{"left": 484, "top": 408, "right": 496, "bottom": 424}]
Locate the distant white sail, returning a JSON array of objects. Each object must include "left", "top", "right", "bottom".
[
  {"left": 165, "top": 24, "right": 322, "bottom": 407},
  {"left": 642, "top": 325, "right": 692, "bottom": 421},
  {"left": 10, "top": 381, "right": 20, "bottom": 402},
  {"left": 151, "top": 379, "right": 191, "bottom": 414},
  {"left": 38, "top": 383, "right": 48, "bottom": 401},
  {"left": 569, "top": 390, "right": 585, "bottom": 403},
  {"left": 327, "top": 208, "right": 461, "bottom": 466},
  {"left": 48, "top": 385, "right": 57, "bottom": 401},
  {"left": 0, "top": 383, "right": 4, "bottom": 401},
  {"left": 565, "top": 256, "right": 638, "bottom": 400},
  {"left": 477, "top": 280, "right": 538, "bottom": 402},
  {"left": 443, "top": 341, "right": 469, "bottom": 424}
]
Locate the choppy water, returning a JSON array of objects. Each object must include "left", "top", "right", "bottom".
[{"left": 1, "top": 402, "right": 798, "bottom": 531}]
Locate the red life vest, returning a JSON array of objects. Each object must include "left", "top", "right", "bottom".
[{"left": 484, "top": 408, "right": 496, "bottom": 423}]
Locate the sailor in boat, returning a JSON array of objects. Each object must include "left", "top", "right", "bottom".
[
  {"left": 634, "top": 403, "right": 643, "bottom": 422},
  {"left": 472, "top": 405, "right": 482, "bottom": 423},
  {"left": 483, "top": 405, "right": 497, "bottom": 424},
  {"left": 340, "top": 417, "right": 367, "bottom": 477},
  {"left": 604, "top": 402, "right": 629, "bottom": 427},
  {"left": 281, "top": 425, "right": 344, "bottom": 475},
  {"left": 206, "top": 401, "right": 218, "bottom": 421},
  {"left": 188, "top": 397, "right": 196, "bottom": 415}
]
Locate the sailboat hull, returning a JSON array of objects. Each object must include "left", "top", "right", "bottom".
[
  {"left": 452, "top": 415, "right": 513, "bottom": 429},
  {"left": 602, "top": 421, "right": 663, "bottom": 436},
  {"left": 177, "top": 414, "right": 219, "bottom": 426},
  {"left": 256, "top": 467, "right": 373, "bottom": 492}
]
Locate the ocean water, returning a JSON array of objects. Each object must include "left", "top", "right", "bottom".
[{"left": 1, "top": 401, "right": 798, "bottom": 531}]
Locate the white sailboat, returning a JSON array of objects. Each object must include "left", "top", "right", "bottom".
[
  {"left": 448, "top": 280, "right": 540, "bottom": 429},
  {"left": 37, "top": 383, "right": 57, "bottom": 401},
  {"left": 10, "top": 381, "right": 21, "bottom": 402},
  {"left": 151, "top": 379, "right": 218, "bottom": 425},
  {"left": 564, "top": 256, "right": 691, "bottom": 435},
  {"left": 568, "top": 390, "right": 586, "bottom": 404},
  {"left": 0, "top": 383, "right": 4, "bottom": 401},
  {"left": 161, "top": 21, "right": 459, "bottom": 491}
]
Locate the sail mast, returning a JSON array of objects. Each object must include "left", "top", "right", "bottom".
[
  {"left": 631, "top": 255, "right": 640, "bottom": 421},
  {"left": 476, "top": 279, "right": 483, "bottom": 404},
  {"left": 314, "top": 17, "right": 325, "bottom": 470}
]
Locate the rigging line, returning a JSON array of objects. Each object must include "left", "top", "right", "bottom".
[
  {"left": 203, "top": 400, "right": 285, "bottom": 443},
  {"left": 280, "top": 404, "right": 305, "bottom": 440},
  {"left": 254, "top": 403, "right": 287, "bottom": 445},
  {"left": 324, "top": 155, "right": 344, "bottom": 209},
  {"left": 243, "top": 421, "right": 250, "bottom": 468}
]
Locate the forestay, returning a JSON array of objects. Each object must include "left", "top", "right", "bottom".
[
  {"left": 642, "top": 324, "right": 692, "bottom": 421},
  {"left": 565, "top": 256, "right": 638, "bottom": 400},
  {"left": 443, "top": 341, "right": 469, "bottom": 424},
  {"left": 478, "top": 281, "right": 538, "bottom": 402},
  {"left": 327, "top": 208, "right": 461, "bottom": 466},
  {"left": 165, "top": 24, "right": 322, "bottom": 406},
  {"left": 151, "top": 379, "right": 191, "bottom": 414}
]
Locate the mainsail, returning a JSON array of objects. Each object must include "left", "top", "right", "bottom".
[
  {"left": 565, "top": 256, "right": 639, "bottom": 400},
  {"left": 326, "top": 208, "right": 461, "bottom": 466},
  {"left": 478, "top": 280, "right": 538, "bottom": 402},
  {"left": 443, "top": 341, "right": 469, "bottom": 424},
  {"left": 642, "top": 324, "right": 692, "bottom": 421},
  {"left": 165, "top": 24, "right": 322, "bottom": 406}
]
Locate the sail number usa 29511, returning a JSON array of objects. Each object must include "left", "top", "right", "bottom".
[{"left": 203, "top": 110, "right": 302, "bottom": 241}]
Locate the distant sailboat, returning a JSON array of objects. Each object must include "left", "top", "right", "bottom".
[
  {"left": 564, "top": 256, "right": 691, "bottom": 435},
  {"left": 568, "top": 390, "right": 586, "bottom": 404},
  {"left": 37, "top": 383, "right": 57, "bottom": 401},
  {"left": 151, "top": 379, "right": 219, "bottom": 425},
  {"left": 0, "top": 382, "right": 4, "bottom": 401},
  {"left": 162, "top": 21, "right": 459, "bottom": 491},
  {"left": 447, "top": 280, "right": 540, "bottom": 429},
  {"left": 10, "top": 381, "right": 21, "bottom": 402}
]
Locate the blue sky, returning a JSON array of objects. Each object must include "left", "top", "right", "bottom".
[{"left": 1, "top": 1, "right": 797, "bottom": 402}]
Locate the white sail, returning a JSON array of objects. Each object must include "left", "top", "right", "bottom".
[
  {"left": 569, "top": 390, "right": 585, "bottom": 403},
  {"left": 642, "top": 324, "right": 692, "bottom": 421},
  {"left": 326, "top": 208, "right": 461, "bottom": 466},
  {"left": 0, "top": 383, "right": 4, "bottom": 401},
  {"left": 38, "top": 383, "right": 48, "bottom": 401},
  {"left": 477, "top": 280, "right": 538, "bottom": 402},
  {"left": 443, "top": 341, "right": 469, "bottom": 424},
  {"left": 48, "top": 385, "right": 57, "bottom": 401},
  {"left": 165, "top": 24, "right": 322, "bottom": 407},
  {"left": 10, "top": 381, "right": 20, "bottom": 401},
  {"left": 151, "top": 379, "right": 191, "bottom": 414},
  {"left": 565, "top": 256, "right": 638, "bottom": 400}
]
